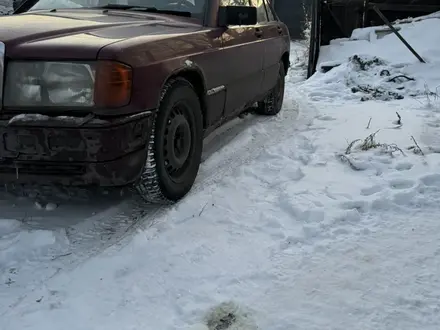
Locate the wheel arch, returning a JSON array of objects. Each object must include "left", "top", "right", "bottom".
[
  {"left": 281, "top": 52, "right": 290, "bottom": 76},
  {"left": 161, "top": 65, "right": 208, "bottom": 129}
]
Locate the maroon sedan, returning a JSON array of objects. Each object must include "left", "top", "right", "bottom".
[{"left": 0, "top": 0, "right": 290, "bottom": 203}]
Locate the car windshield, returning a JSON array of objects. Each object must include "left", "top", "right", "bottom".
[{"left": 26, "top": 0, "right": 207, "bottom": 17}]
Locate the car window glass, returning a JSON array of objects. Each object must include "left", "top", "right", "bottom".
[
  {"left": 220, "top": 0, "right": 250, "bottom": 6},
  {"left": 264, "top": 0, "right": 275, "bottom": 21},
  {"left": 250, "top": 0, "right": 268, "bottom": 23},
  {"left": 28, "top": 0, "right": 207, "bottom": 17}
]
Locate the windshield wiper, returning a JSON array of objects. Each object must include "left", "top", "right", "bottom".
[
  {"left": 97, "top": 4, "right": 191, "bottom": 17},
  {"left": 96, "top": 4, "right": 136, "bottom": 10}
]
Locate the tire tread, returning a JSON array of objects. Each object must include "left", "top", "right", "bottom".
[{"left": 136, "top": 78, "right": 199, "bottom": 204}]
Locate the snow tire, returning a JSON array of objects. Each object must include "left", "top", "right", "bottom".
[
  {"left": 136, "top": 78, "right": 203, "bottom": 204},
  {"left": 255, "top": 62, "right": 286, "bottom": 116}
]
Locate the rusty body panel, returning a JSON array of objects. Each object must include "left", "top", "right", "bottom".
[
  {"left": 0, "top": 0, "right": 290, "bottom": 188},
  {"left": 0, "top": 112, "right": 154, "bottom": 185}
]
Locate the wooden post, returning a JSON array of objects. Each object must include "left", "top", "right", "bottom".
[{"left": 372, "top": 5, "right": 425, "bottom": 63}]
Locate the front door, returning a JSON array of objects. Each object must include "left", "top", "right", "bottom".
[{"left": 219, "top": 0, "right": 265, "bottom": 117}]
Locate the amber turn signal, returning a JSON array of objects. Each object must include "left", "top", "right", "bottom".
[{"left": 94, "top": 61, "right": 132, "bottom": 108}]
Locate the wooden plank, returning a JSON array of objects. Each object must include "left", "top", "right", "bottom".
[{"left": 372, "top": 5, "right": 425, "bottom": 63}]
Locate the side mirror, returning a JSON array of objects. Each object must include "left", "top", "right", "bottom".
[{"left": 218, "top": 6, "right": 257, "bottom": 27}]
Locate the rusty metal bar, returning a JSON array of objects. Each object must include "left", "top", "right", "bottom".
[{"left": 372, "top": 5, "right": 426, "bottom": 63}]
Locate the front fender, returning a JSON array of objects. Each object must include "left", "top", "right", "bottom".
[
  {"left": 158, "top": 56, "right": 207, "bottom": 101},
  {"left": 97, "top": 30, "right": 220, "bottom": 115}
]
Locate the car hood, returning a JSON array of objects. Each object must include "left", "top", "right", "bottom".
[{"left": 1, "top": 9, "right": 202, "bottom": 59}]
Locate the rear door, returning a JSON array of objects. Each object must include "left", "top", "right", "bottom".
[
  {"left": 219, "top": 0, "right": 265, "bottom": 117},
  {"left": 250, "top": 0, "right": 285, "bottom": 95}
]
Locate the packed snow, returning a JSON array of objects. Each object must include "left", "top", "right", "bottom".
[{"left": 2, "top": 12, "right": 440, "bottom": 330}]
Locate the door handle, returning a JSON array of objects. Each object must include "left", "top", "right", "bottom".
[
  {"left": 277, "top": 26, "right": 283, "bottom": 35},
  {"left": 255, "top": 28, "right": 263, "bottom": 38}
]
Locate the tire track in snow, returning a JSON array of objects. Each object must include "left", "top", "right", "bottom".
[
  {"left": 66, "top": 91, "right": 316, "bottom": 261},
  {"left": 61, "top": 66, "right": 313, "bottom": 262},
  {"left": 61, "top": 116, "right": 277, "bottom": 259}
]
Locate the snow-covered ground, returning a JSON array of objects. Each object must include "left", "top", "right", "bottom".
[{"left": 2, "top": 13, "right": 440, "bottom": 330}]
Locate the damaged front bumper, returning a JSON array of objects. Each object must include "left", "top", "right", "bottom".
[{"left": 0, "top": 112, "right": 154, "bottom": 187}]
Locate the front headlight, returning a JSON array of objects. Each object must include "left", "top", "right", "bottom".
[
  {"left": 4, "top": 61, "right": 132, "bottom": 108},
  {"left": 5, "top": 61, "right": 96, "bottom": 107}
]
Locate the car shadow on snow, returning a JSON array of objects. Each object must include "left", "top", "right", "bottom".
[{"left": 0, "top": 113, "right": 263, "bottom": 234}]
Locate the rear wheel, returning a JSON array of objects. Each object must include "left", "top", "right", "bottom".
[
  {"left": 136, "top": 78, "right": 203, "bottom": 203},
  {"left": 255, "top": 62, "right": 286, "bottom": 116}
]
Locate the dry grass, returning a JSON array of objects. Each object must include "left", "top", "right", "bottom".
[
  {"left": 338, "top": 115, "right": 411, "bottom": 171},
  {"left": 337, "top": 111, "right": 434, "bottom": 170},
  {"left": 412, "top": 83, "right": 440, "bottom": 110}
]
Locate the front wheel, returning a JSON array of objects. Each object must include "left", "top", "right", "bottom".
[
  {"left": 136, "top": 78, "right": 203, "bottom": 203},
  {"left": 255, "top": 62, "right": 286, "bottom": 116}
]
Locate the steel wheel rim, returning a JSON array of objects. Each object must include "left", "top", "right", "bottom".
[{"left": 163, "top": 103, "right": 193, "bottom": 181}]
